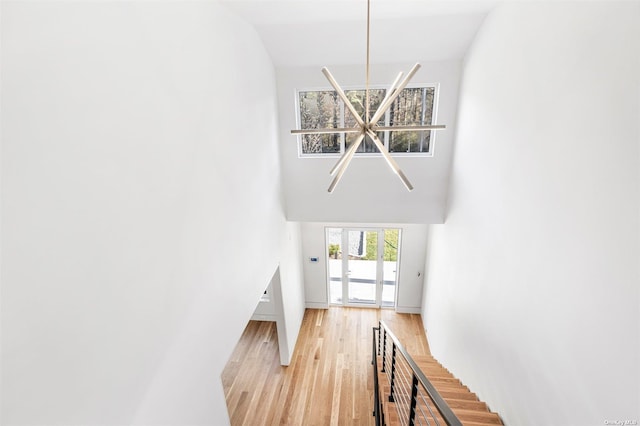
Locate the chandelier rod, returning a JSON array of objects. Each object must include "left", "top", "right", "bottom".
[{"left": 365, "top": 0, "right": 371, "bottom": 124}]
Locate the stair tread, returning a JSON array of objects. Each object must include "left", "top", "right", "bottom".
[
  {"left": 416, "top": 364, "right": 451, "bottom": 372},
  {"left": 438, "top": 390, "right": 479, "bottom": 400},
  {"left": 451, "top": 408, "right": 503, "bottom": 424},
  {"left": 444, "top": 399, "right": 488, "bottom": 411},
  {"left": 462, "top": 423, "right": 504, "bottom": 426},
  {"left": 413, "top": 355, "right": 443, "bottom": 363},
  {"left": 427, "top": 376, "right": 462, "bottom": 384},
  {"left": 417, "top": 364, "right": 450, "bottom": 371},
  {"left": 382, "top": 392, "right": 400, "bottom": 425},
  {"left": 431, "top": 382, "right": 470, "bottom": 391}
]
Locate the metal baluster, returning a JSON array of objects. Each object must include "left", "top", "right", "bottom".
[
  {"left": 389, "top": 342, "right": 397, "bottom": 403},
  {"left": 409, "top": 373, "right": 419, "bottom": 426},
  {"left": 372, "top": 326, "right": 381, "bottom": 426},
  {"left": 381, "top": 327, "right": 387, "bottom": 372},
  {"left": 378, "top": 321, "right": 382, "bottom": 356},
  {"left": 371, "top": 327, "right": 376, "bottom": 366}
]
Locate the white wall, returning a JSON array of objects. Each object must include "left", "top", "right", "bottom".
[
  {"left": 0, "top": 2, "right": 4, "bottom": 420},
  {"left": 277, "top": 61, "right": 461, "bottom": 224},
  {"left": 301, "top": 222, "right": 428, "bottom": 312},
  {"left": 252, "top": 281, "right": 277, "bottom": 321},
  {"left": 422, "top": 3, "right": 640, "bottom": 425},
  {"left": 1, "top": 2, "right": 304, "bottom": 425},
  {"left": 278, "top": 221, "right": 306, "bottom": 365}
]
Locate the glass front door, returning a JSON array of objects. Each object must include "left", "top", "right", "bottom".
[
  {"left": 346, "top": 229, "right": 377, "bottom": 305},
  {"left": 327, "top": 227, "right": 400, "bottom": 308}
]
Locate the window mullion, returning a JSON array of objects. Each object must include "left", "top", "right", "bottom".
[
  {"left": 384, "top": 102, "right": 390, "bottom": 151},
  {"left": 340, "top": 95, "right": 345, "bottom": 154},
  {"left": 420, "top": 87, "right": 427, "bottom": 152}
]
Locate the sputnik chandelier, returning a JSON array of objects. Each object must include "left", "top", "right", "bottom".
[{"left": 291, "top": 0, "right": 446, "bottom": 193}]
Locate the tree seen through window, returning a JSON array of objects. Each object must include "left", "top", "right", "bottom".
[{"left": 297, "top": 86, "right": 437, "bottom": 155}]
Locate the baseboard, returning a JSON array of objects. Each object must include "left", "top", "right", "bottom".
[
  {"left": 305, "top": 302, "right": 329, "bottom": 309},
  {"left": 251, "top": 314, "right": 277, "bottom": 322},
  {"left": 395, "top": 306, "right": 422, "bottom": 314}
]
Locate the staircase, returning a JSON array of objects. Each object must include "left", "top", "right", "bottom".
[{"left": 373, "top": 321, "right": 503, "bottom": 426}]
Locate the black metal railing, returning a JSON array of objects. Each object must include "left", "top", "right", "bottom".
[
  {"left": 372, "top": 320, "right": 463, "bottom": 426},
  {"left": 372, "top": 326, "right": 383, "bottom": 426}
]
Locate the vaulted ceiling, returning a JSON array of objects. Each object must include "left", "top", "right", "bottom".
[
  {"left": 220, "top": 0, "right": 499, "bottom": 67},
  {"left": 219, "top": 0, "right": 502, "bottom": 223}
]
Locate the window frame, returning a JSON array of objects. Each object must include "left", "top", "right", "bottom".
[{"left": 294, "top": 82, "right": 441, "bottom": 158}]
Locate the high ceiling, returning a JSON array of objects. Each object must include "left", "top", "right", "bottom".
[{"left": 221, "top": 0, "right": 500, "bottom": 67}]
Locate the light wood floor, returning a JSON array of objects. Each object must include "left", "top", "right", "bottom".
[{"left": 222, "top": 307, "right": 430, "bottom": 426}]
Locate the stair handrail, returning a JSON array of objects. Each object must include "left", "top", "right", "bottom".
[{"left": 377, "top": 319, "right": 463, "bottom": 426}]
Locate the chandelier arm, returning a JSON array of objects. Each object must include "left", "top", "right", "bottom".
[
  {"left": 330, "top": 132, "right": 366, "bottom": 176},
  {"left": 395, "top": 169, "right": 414, "bottom": 191},
  {"left": 322, "top": 67, "right": 366, "bottom": 128},
  {"left": 327, "top": 167, "right": 347, "bottom": 193},
  {"left": 291, "top": 125, "right": 446, "bottom": 135},
  {"left": 328, "top": 135, "right": 364, "bottom": 192},
  {"left": 366, "top": 129, "right": 413, "bottom": 191},
  {"left": 369, "top": 63, "right": 421, "bottom": 125},
  {"left": 292, "top": 127, "right": 362, "bottom": 135},
  {"left": 373, "top": 125, "right": 446, "bottom": 132},
  {"left": 370, "top": 71, "right": 403, "bottom": 124}
]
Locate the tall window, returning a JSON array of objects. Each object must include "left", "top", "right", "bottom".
[{"left": 297, "top": 85, "right": 438, "bottom": 156}]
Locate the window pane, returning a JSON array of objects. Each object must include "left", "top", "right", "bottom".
[
  {"left": 345, "top": 132, "right": 385, "bottom": 153},
  {"left": 382, "top": 229, "right": 399, "bottom": 308},
  {"left": 390, "top": 131, "right": 430, "bottom": 153},
  {"left": 345, "top": 89, "right": 385, "bottom": 153},
  {"left": 389, "top": 87, "right": 435, "bottom": 153},
  {"left": 301, "top": 134, "right": 341, "bottom": 154},
  {"left": 327, "top": 228, "right": 343, "bottom": 304},
  {"left": 299, "top": 91, "right": 341, "bottom": 154}
]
